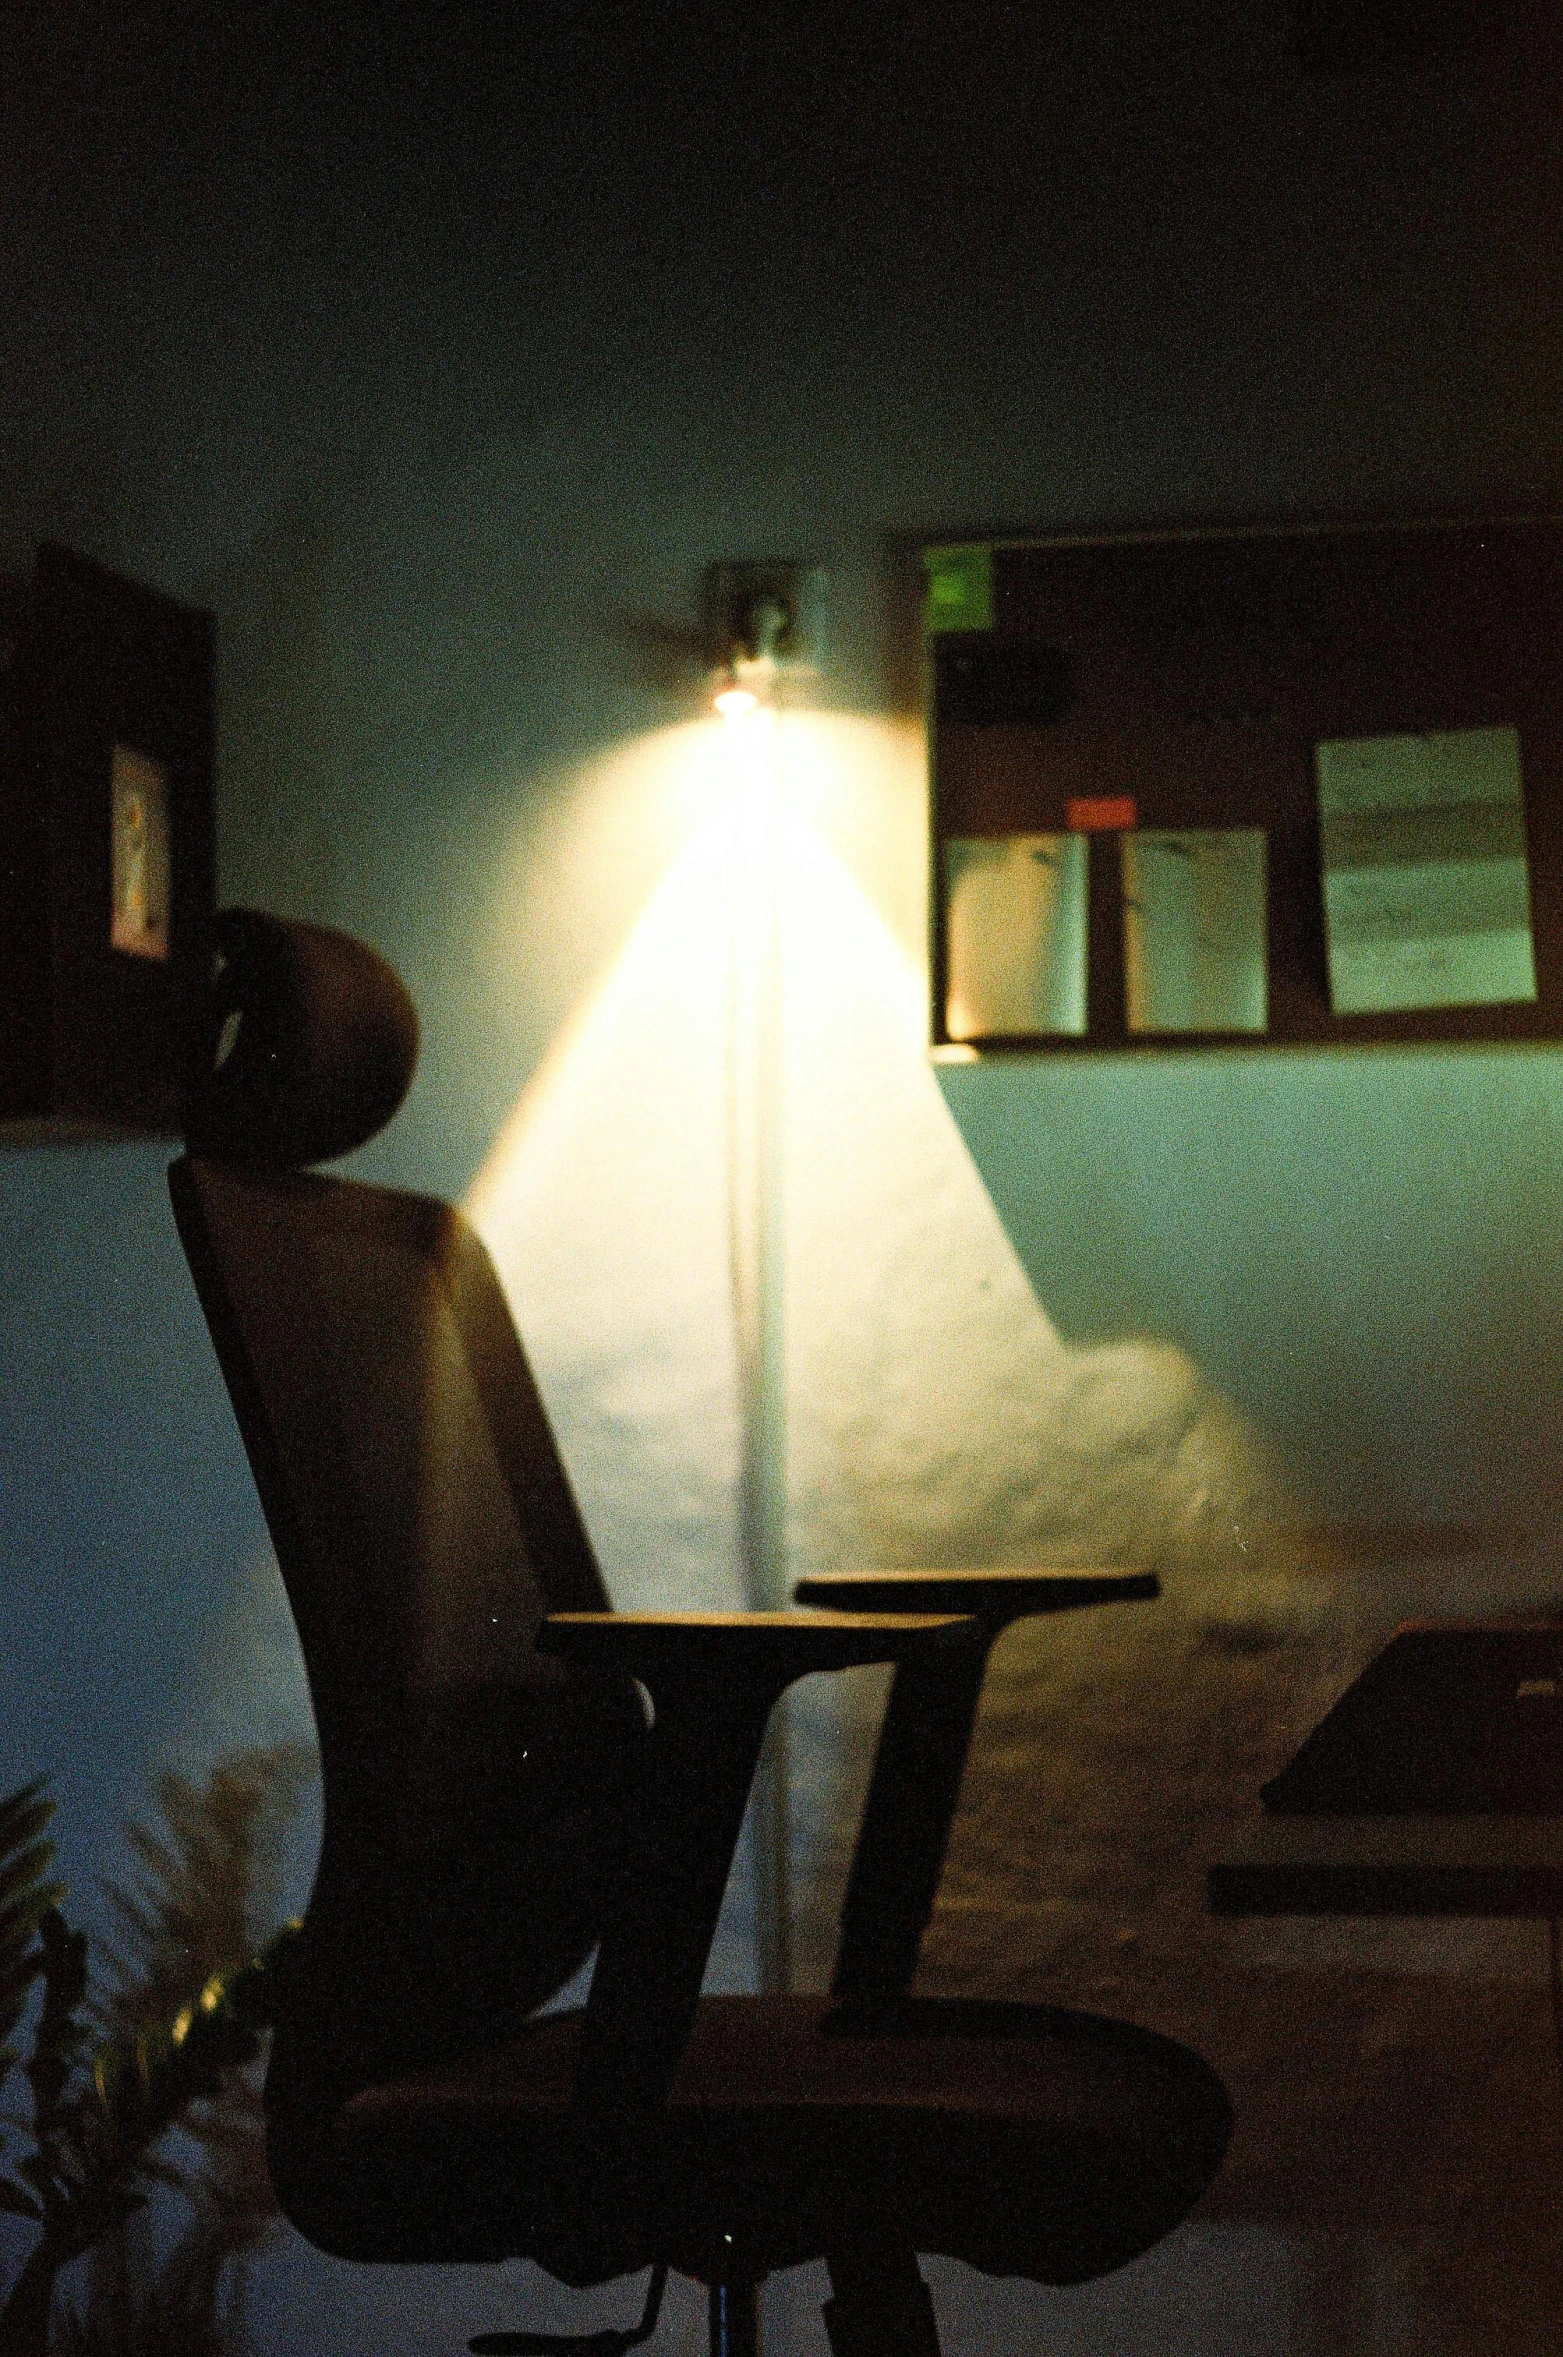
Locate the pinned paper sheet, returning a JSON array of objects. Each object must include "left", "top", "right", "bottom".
[
  {"left": 944, "top": 833, "right": 1087, "bottom": 1038},
  {"left": 1317, "top": 727, "right": 1537, "bottom": 1016},
  {"left": 1122, "top": 829, "right": 1268, "bottom": 1035},
  {"left": 110, "top": 742, "right": 170, "bottom": 963}
]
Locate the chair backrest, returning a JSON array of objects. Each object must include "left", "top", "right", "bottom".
[{"left": 170, "top": 913, "right": 648, "bottom": 2101}]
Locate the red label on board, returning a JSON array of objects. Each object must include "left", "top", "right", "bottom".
[{"left": 1066, "top": 796, "right": 1138, "bottom": 832}]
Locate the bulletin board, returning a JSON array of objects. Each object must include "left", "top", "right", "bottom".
[{"left": 926, "top": 517, "right": 1563, "bottom": 1052}]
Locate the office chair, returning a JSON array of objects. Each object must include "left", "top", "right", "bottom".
[{"left": 168, "top": 909, "right": 1231, "bottom": 2357}]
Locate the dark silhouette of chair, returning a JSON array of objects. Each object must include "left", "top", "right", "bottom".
[{"left": 168, "top": 909, "right": 1231, "bottom": 2357}]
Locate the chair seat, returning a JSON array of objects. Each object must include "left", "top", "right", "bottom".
[{"left": 269, "top": 1995, "right": 1231, "bottom": 2291}]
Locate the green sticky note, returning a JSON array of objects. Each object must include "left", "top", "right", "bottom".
[{"left": 923, "top": 544, "right": 994, "bottom": 636}]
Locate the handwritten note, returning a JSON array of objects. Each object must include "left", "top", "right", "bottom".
[
  {"left": 1317, "top": 727, "right": 1536, "bottom": 1015},
  {"left": 1122, "top": 830, "right": 1268, "bottom": 1035}
]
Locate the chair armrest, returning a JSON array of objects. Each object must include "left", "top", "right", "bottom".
[
  {"left": 793, "top": 1568, "right": 1157, "bottom": 1631},
  {"left": 540, "top": 1607, "right": 973, "bottom": 1692},
  {"left": 538, "top": 1609, "right": 979, "bottom": 2116},
  {"left": 810, "top": 1570, "right": 1159, "bottom": 2005}
]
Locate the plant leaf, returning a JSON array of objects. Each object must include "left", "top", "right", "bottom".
[{"left": 0, "top": 1777, "right": 62, "bottom": 2078}]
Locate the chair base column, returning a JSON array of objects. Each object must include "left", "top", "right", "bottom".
[
  {"left": 823, "top": 2250, "right": 941, "bottom": 2357},
  {"left": 708, "top": 2276, "right": 759, "bottom": 2357}
]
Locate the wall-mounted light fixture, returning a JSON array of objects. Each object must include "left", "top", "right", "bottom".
[
  {"left": 713, "top": 671, "right": 765, "bottom": 722},
  {"left": 705, "top": 561, "right": 824, "bottom": 718}
]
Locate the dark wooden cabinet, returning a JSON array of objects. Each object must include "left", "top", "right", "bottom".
[{"left": 0, "top": 545, "right": 215, "bottom": 1138}]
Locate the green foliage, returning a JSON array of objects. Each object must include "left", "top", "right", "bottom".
[
  {"left": 51, "top": 2216, "right": 252, "bottom": 2357},
  {"left": 0, "top": 1746, "right": 316, "bottom": 2357},
  {"left": 91, "top": 1750, "right": 314, "bottom": 2060},
  {"left": 0, "top": 1781, "right": 64, "bottom": 2217}
]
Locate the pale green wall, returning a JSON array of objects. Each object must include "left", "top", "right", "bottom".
[{"left": 944, "top": 1049, "right": 1563, "bottom": 1528}]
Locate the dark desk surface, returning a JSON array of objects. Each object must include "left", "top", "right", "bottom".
[
  {"left": 1209, "top": 1623, "right": 1563, "bottom": 1919},
  {"left": 1209, "top": 1811, "right": 1563, "bottom": 1919}
]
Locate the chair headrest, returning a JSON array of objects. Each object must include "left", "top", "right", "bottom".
[{"left": 183, "top": 909, "right": 419, "bottom": 1169}]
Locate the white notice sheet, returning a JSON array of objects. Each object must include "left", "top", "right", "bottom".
[
  {"left": 1122, "top": 829, "right": 1268, "bottom": 1034},
  {"left": 1316, "top": 726, "right": 1537, "bottom": 1016},
  {"left": 944, "top": 833, "right": 1088, "bottom": 1038}
]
